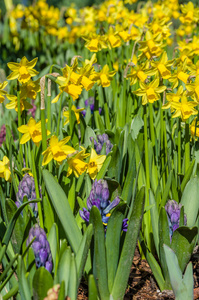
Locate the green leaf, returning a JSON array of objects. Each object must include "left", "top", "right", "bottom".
[
  {"left": 181, "top": 159, "right": 195, "bottom": 193},
  {"left": 111, "top": 186, "right": 145, "bottom": 299},
  {"left": 96, "top": 156, "right": 112, "bottom": 180},
  {"left": 149, "top": 190, "right": 159, "bottom": 256},
  {"left": 47, "top": 223, "right": 58, "bottom": 274},
  {"left": 42, "top": 169, "right": 82, "bottom": 254},
  {"left": 33, "top": 267, "right": 53, "bottom": 300},
  {"left": 131, "top": 115, "right": 144, "bottom": 141},
  {"left": 57, "top": 247, "right": 71, "bottom": 296},
  {"left": 181, "top": 176, "right": 199, "bottom": 227},
  {"left": 17, "top": 255, "right": 31, "bottom": 299},
  {"left": 106, "top": 203, "right": 126, "bottom": 292},
  {"left": 159, "top": 207, "right": 171, "bottom": 289},
  {"left": 171, "top": 226, "right": 198, "bottom": 272},
  {"left": 68, "top": 253, "right": 77, "bottom": 300},
  {"left": 88, "top": 274, "right": 98, "bottom": 300},
  {"left": 3, "top": 199, "right": 41, "bottom": 246},
  {"left": 5, "top": 199, "right": 25, "bottom": 254},
  {"left": 90, "top": 206, "right": 110, "bottom": 300},
  {"left": 58, "top": 281, "right": 65, "bottom": 300},
  {"left": 76, "top": 224, "right": 93, "bottom": 286}
]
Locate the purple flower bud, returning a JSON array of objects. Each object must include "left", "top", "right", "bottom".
[{"left": 27, "top": 224, "right": 53, "bottom": 273}]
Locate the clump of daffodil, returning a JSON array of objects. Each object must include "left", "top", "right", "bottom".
[
  {"left": 0, "top": 156, "right": 11, "bottom": 182},
  {"left": 67, "top": 148, "right": 89, "bottom": 177},
  {"left": 106, "top": 27, "right": 122, "bottom": 49},
  {"left": 169, "top": 59, "right": 190, "bottom": 89},
  {"left": 7, "top": 57, "right": 39, "bottom": 84},
  {"left": 150, "top": 51, "right": 174, "bottom": 80},
  {"left": 87, "top": 148, "right": 106, "bottom": 180},
  {"left": 127, "top": 60, "right": 151, "bottom": 85},
  {"left": 42, "top": 135, "right": 75, "bottom": 166},
  {"left": 138, "top": 31, "right": 164, "bottom": 60},
  {"left": 134, "top": 78, "right": 166, "bottom": 105},
  {"left": 0, "top": 81, "right": 8, "bottom": 103},
  {"left": 179, "top": 2, "right": 199, "bottom": 25},
  {"left": 189, "top": 118, "right": 199, "bottom": 140},
  {"left": 83, "top": 34, "right": 107, "bottom": 52},
  {"left": 6, "top": 94, "right": 33, "bottom": 113},
  {"left": 18, "top": 117, "right": 50, "bottom": 146},
  {"left": 162, "top": 93, "right": 198, "bottom": 121},
  {"left": 163, "top": 86, "right": 184, "bottom": 113},
  {"left": 90, "top": 65, "right": 116, "bottom": 88},
  {"left": 186, "top": 75, "right": 199, "bottom": 102},
  {"left": 63, "top": 105, "right": 85, "bottom": 126},
  {"left": 20, "top": 79, "right": 41, "bottom": 100}
]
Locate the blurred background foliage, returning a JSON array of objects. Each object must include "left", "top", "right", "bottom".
[{"left": 1, "top": 0, "right": 198, "bottom": 16}]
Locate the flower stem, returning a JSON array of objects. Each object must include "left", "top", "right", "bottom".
[
  {"left": 56, "top": 93, "right": 63, "bottom": 136},
  {"left": 185, "top": 121, "right": 190, "bottom": 173},
  {"left": 17, "top": 81, "right": 23, "bottom": 167},
  {"left": 144, "top": 105, "right": 150, "bottom": 190},
  {"left": 178, "top": 118, "right": 181, "bottom": 174},
  {"left": 30, "top": 141, "right": 43, "bottom": 228}
]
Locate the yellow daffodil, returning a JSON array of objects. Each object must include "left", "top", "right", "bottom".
[
  {"left": 179, "top": 2, "right": 199, "bottom": 25},
  {"left": 67, "top": 149, "right": 89, "bottom": 177},
  {"left": 63, "top": 105, "right": 85, "bottom": 126},
  {"left": 189, "top": 118, "right": 199, "bottom": 140},
  {"left": 188, "top": 60, "right": 199, "bottom": 77},
  {"left": 7, "top": 57, "right": 39, "bottom": 84},
  {"left": 162, "top": 86, "right": 184, "bottom": 112},
  {"left": 134, "top": 79, "right": 166, "bottom": 105},
  {"left": 42, "top": 135, "right": 75, "bottom": 166},
  {"left": 0, "top": 81, "right": 8, "bottom": 103},
  {"left": 169, "top": 59, "right": 190, "bottom": 89},
  {"left": 150, "top": 51, "right": 174, "bottom": 80},
  {"left": 20, "top": 79, "right": 41, "bottom": 100},
  {"left": 138, "top": 31, "right": 163, "bottom": 60},
  {"left": 87, "top": 148, "right": 106, "bottom": 180},
  {"left": 186, "top": 75, "right": 199, "bottom": 102},
  {"left": 83, "top": 34, "right": 107, "bottom": 52},
  {"left": 0, "top": 156, "right": 11, "bottom": 182},
  {"left": 168, "top": 95, "right": 198, "bottom": 121},
  {"left": 127, "top": 61, "right": 151, "bottom": 85},
  {"left": 106, "top": 27, "right": 121, "bottom": 49},
  {"left": 6, "top": 94, "right": 32, "bottom": 113},
  {"left": 90, "top": 65, "right": 116, "bottom": 88},
  {"left": 18, "top": 117, "right": 50, "bottom": 146}
]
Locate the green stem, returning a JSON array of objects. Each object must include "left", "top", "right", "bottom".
[
  {"left": 30, "top": 141, "right": 43, "bottom": 228},
  {"left": 185, "top": 121, "right": 190, "bottom": 173},
  {"left": 149, "top": 103, "right": 155, "bottom": 148},
  {"left": 17, "top": 81, "right": 23, "bottom": 165},
  {"left": 178, "top": 118, "right": 181, "bottom": 174},
  {"left": 160, "top": 108, "right": 165, "bottom": 189},
  {"left": 144, "top": 105, "right": 150, "bottom": 190},
  {"left": 56, "top": 93, "right": 63, "bottom": 136},
  {"left": 47, "top": 95, "right": 52, "bottom": 133}
]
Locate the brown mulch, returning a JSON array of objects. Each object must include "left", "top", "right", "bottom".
[{"left": 77, "top": 246, "right": 199, "bottom": 300}]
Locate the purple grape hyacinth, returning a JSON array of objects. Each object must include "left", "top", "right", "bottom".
[
  {"left": 165, "top": 200, "right": 187, "bottom": 241},
  {"left": 16, "top": 174, "right": 41, "bottom": 217},
  {"left": 80, "top": 179, "right": 128, "bottom": 230},
  {"left": 77, "top": 96, "right": 102, "bottom": 117},
  {"left": 90, "top": 133, "right": 113, "bottom": 155},
  {"left": 26, "top": 224, "right": 53, "bottom": 273},
  {"left": 0, "top": 124, "right": 6, "bottom": 147}
]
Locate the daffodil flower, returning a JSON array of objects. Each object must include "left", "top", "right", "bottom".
[
  {"left": 169, "top": 95, "right": 198, "bottom": 121},
  {"left": 63, "top": 105, "right": 85, "bottom": 125},
  {"left": 18, "top": 117, "right": 50, "bottom": 146},
  {"left": 0, "top": 156, "right": 11, "bottom": 182},
  {"left": 0, "top": 81, "right": 8, "bottom": 103},
  {"left": 67, "top": 149, "right": 89, "bottom": 177},
  {"left": 87, "top": 148, "right": 106, "bottom": 179},
  {"left": 7, "top": 57, "right": 39, "bottom": 84},
  {"left": 186, "top": 75, "right": 199, "bottom": 102},
  {"left": 90, "top": 65, "right": 116, "bottom": 88},
  {"left": 189, "top": 118, "right": 199, "bottom": 140},
  {"left": 6, "top": 94, "right": 32, "bottom": 112},
  {"left": 134, "top": 79, "right": 166, "bottom": 105},
  {"left": 42, "top": 135, "right": 75, "bottom": 166},
  {"left": 150, "top": 51, "right": 174, "bottom": 80}
]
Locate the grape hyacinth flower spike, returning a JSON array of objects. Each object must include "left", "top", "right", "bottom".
[
  {"left": 165, "top": 199, "right": 187, "bottom": 241},
  {"left": 16, "top": 173, "right": 41, "bottom": 217},
  {"left": 26, "top": 224, "right": 53, "bottom": 273},
  {"left": 80, "top": 179, "right": 128, "bottom": 230},
  {"left": 90, "top": 133, "right": 113, "bottom": 155}
]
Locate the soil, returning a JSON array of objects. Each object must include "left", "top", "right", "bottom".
[{"left": 77, "top": 246, "right": 199, "bottom": 300}]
